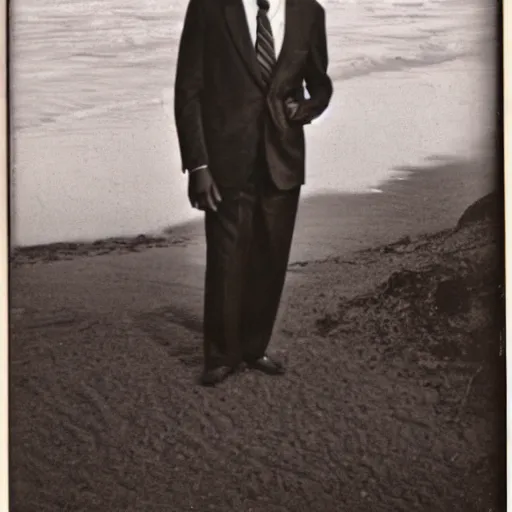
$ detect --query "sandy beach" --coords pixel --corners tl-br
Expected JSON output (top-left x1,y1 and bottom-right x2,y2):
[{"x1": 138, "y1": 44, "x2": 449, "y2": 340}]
[{"x1": 9, "y1": 156, "x2": 504, "y2": 511}]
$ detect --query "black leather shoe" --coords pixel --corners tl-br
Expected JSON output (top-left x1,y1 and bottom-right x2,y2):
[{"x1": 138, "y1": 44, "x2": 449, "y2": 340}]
[
  {"x1": 199, "y1": 366, "x2": 234, "y2": 387},
  {"x1": 247, "y1": 355, "x2": 285, "y2": 375}
]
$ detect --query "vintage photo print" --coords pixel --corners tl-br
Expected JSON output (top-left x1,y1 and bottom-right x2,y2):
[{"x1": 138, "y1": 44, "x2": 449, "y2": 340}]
[{"x1": 7, "y1": 0, "x2": 506, "y2": 510}]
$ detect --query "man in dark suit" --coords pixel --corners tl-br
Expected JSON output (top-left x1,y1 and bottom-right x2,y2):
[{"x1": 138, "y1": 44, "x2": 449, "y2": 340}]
[{"x1": 174, "y1": 0, "x2": 332, "y2": 386}]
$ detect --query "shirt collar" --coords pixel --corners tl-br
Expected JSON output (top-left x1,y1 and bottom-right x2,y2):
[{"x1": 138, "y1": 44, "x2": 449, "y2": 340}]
[{"x1": 260, "y1": 0, "x2": 283, "y2": 19}]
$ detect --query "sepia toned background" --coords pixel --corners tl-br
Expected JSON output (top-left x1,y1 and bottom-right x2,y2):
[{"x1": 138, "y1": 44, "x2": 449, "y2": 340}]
[{"x1": 7, "y1": 1, "x2": 507, "y2": 511}]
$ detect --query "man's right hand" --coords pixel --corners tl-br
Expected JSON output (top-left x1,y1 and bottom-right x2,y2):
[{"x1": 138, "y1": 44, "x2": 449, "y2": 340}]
[{"x1": 188, "y1": 166, "x2": 222, "y2": 212}]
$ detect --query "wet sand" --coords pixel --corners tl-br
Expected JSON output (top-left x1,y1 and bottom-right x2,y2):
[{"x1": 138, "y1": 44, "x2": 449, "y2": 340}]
[{"x1": 9, "y1": 159, "x2": 504, "y2": 511}]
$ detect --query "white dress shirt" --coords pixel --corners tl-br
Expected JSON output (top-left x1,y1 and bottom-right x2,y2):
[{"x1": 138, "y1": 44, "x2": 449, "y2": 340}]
[{"x1": 242, "y1": 0, "x2": 286, "y2": 57}]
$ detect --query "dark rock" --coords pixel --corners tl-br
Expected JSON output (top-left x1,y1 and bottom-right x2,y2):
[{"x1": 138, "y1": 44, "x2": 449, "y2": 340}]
[
  {"x1": 457, "y1": 193, "x2": 499, "y2": 229},
  {"x1": 380, "y1": 269, "x2": 426, "y2": 296},
  {"x1": 434, "y1": 278, "x2": 470, "y2": 315}
]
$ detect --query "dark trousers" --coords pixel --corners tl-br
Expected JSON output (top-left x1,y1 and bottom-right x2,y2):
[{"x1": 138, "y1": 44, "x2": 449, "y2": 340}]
[{"x1": 203, "y1": 166, "x2": 300, "y2": 370}]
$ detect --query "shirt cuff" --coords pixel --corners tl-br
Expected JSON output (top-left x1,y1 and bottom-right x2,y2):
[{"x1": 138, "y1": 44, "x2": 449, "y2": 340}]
[{"x1": 189, "y1": 165, "x2": 208, "y2": 173}]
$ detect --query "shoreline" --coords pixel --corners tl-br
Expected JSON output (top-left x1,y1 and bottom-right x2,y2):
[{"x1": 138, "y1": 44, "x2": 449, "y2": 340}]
[{"x1": 11, "y1": 153, "x2": 495, "y2": 267}]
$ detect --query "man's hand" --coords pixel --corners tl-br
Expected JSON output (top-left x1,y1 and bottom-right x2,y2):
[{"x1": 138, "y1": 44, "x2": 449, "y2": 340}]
[
  {"x1": 188, "y1": 166, "x2": 222, "y2": 212},
  {"x1": 284, "y1": 97, "x2": 300, "y2": 121}
]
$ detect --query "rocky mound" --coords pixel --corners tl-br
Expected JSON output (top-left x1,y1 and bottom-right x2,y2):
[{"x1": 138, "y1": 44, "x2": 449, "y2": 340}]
[{"x1": 311, "y1": 194, "x2": 505, "y2": 509}]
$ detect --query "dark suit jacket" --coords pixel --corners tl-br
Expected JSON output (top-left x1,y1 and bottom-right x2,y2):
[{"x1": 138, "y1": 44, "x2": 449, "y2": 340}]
[{"x1": 174, "y1": 0, "x2": 333, "y2": 190}]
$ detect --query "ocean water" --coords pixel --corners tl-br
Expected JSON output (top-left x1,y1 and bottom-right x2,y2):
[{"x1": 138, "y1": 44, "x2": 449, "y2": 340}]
[{"x1": 10, "y1": 0, "x2": 495, "y2": 246}]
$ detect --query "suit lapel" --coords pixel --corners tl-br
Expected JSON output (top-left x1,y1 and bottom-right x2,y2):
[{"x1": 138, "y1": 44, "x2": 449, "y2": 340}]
[
  {"x1": 224, "y1": 0, "x2": 265, "y2": 90},
  {"x1": 271, "y1": 0, "x2": 304, "y2": 85}
]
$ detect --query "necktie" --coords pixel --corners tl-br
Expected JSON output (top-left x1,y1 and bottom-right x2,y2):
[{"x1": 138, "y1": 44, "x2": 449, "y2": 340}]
[{"x1": 255, "y1": 0, "x2": 276, "y2": 87}]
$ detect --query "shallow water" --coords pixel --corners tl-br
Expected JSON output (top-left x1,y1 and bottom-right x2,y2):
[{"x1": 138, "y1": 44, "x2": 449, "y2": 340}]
[
  {"x1": 11, "y1": 0, "x2": 492, "y2": 134},
  {"x1": 10, "y1": 0, "x2": 495, "y2": 246}
]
